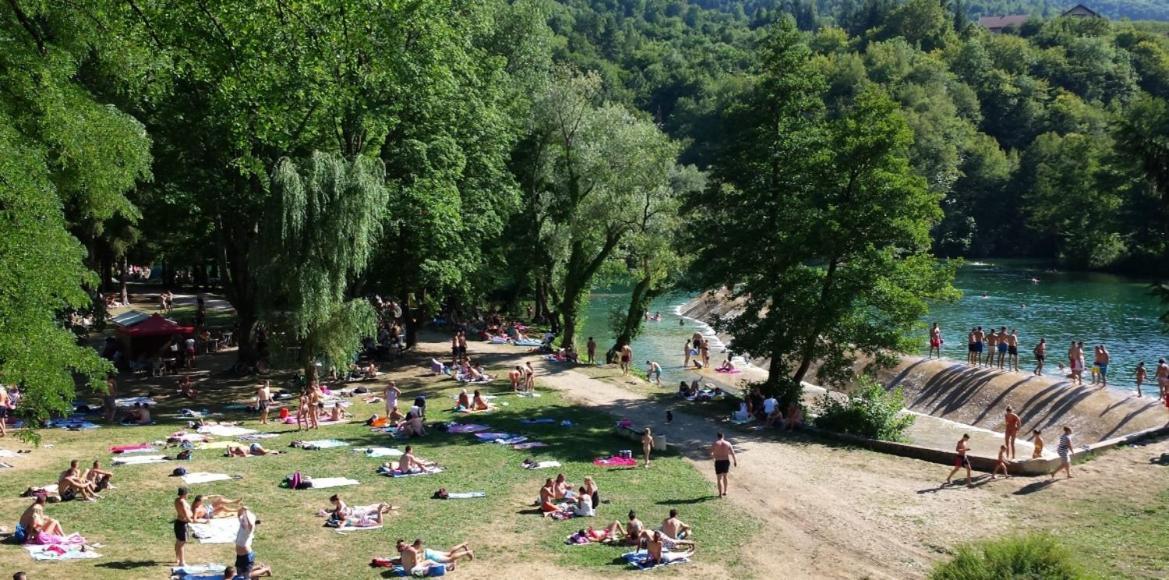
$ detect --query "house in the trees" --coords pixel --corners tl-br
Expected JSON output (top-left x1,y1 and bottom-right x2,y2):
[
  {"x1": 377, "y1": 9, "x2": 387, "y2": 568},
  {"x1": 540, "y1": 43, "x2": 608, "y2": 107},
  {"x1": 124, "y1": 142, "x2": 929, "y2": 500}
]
[
  {"x1": 1061, "y1": 4, "x2": 1102, "y2": 18},
  {"x1": 978, "y1": 14, "x2": 1030, "y2": 33}
]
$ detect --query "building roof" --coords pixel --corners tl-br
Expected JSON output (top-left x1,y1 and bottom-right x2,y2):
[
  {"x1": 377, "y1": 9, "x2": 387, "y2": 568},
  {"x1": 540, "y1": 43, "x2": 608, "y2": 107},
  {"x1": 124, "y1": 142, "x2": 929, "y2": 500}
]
[
  {"x1": 978, "y1": 14, "x2": 1030, "y2": 29},
  {"x1": 1062, "y1": 4, "x2": 1101, "y2": 17}
]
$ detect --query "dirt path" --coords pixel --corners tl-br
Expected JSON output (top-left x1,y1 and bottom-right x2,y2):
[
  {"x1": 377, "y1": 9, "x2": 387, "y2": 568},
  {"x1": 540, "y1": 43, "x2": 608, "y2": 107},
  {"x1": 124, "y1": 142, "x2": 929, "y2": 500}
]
[{"x1": 447, "y1": 338, "x2": 1169, "y2": 579}]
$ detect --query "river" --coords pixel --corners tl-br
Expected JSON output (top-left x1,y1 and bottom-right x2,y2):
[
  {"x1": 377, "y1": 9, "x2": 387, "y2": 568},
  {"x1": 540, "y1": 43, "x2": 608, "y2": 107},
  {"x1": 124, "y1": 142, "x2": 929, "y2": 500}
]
[{"x1": 581, "y1": 261, "x2": 1169, "y2": 394}]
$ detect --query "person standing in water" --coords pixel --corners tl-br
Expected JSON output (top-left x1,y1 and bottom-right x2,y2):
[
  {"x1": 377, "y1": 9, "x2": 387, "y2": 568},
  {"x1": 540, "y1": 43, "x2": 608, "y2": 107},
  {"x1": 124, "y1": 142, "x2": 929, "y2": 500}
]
[
  {"x1": 683, "y1": 339, "x2": 691, "y2": 369},
  {"x1": 646, "y1": 361, "x2": 663, "y2": 386},
  {"x1": 1006, "y1": 329, "x2": 1019, "y2": 372},
  {"x1": 928, "y1": 323, "x2": 942, "y2": 359},
  {"x1": 1033, "y1": 338, "x2": 1047, "y2": 376},
  {"x1": 1097, "y1": 344, "x2": 1110, "y2": 387},
  {"x1": 1135, "y1": 361, "x2": 1147, "y2": 398}
]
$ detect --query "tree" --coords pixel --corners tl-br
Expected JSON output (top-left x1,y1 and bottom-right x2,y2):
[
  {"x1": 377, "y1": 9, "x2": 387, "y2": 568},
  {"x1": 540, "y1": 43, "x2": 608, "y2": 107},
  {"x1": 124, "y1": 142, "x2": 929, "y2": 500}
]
[
  {"x1": 255, "y1": 152, "x2": 389, "y2": 383},
  {"x1": 525, "y1": 69, "x2": 679, "y2": 349},
  {"x1": 693, "y1": 19, "x2": 956, "y2": 404}
]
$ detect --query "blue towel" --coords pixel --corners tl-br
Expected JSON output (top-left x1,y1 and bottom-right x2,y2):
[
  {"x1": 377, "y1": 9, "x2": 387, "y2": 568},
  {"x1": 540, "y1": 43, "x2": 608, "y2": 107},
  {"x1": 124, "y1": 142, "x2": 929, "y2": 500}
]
[{"x1": 387, "y1": 564, "x2": 446, "y2": 577}]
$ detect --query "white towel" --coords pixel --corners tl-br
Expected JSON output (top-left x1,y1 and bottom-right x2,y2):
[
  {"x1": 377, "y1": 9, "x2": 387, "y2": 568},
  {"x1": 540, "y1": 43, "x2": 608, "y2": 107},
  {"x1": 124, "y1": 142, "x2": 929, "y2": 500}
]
[
  {"x1": 361, "y1": 447, "x2": 403, "y2": 458},
  {"x1": 112, "y1": 455, "x2": 168, "y2": 466},
  {"x1": 190, "y1": 518, "x2": 239, "y2": 544},
  {"x1": 26, "y1": 543, "x2": 101, "y2": 560},
  {"x1": 115, "y1": 396, "x2": 156, "y2": 407},
  {"x1": 0, "y1": 449, "x2": 18, "y2": 458},
  {"x1": 306, "y1": 477, "x2": 360, "y2": 489},
  {"x1": 182, "y1": 472, "x2": 232, "y2": 485},
  {"x1": 302, "y1": 439, "x2": 349, "y2": 449},
  {"x1": 197, "y1": 425, "x2": 257, "y2": 437},
  {"x1": 525, "y1": 461, "x2": 561, "y2": 469}
]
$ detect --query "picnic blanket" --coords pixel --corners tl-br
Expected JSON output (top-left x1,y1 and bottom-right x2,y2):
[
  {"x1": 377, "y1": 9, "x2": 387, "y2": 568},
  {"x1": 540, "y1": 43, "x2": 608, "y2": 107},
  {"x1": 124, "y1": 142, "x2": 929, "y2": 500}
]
[
  {"x1": 512, "y1": 442, "x2": 548, "y2": 450},
  {"x1": 622, "y1": 550, "x2": 691, "y2": 570},
  {"x1": 194, "y1": 441, "x2": 238, "y2": 450},
  {"x1": 447, "y1": 423, "x2": 490, "y2": 434},
  {"x1": 522, "y1": 460, "x2": 561, "y2": 470},
  {"x1": 0, "y1": 449, "x2": 19, "y2": 458},
  {"x1": 174, "y1": 564, "x2": 227, "y2": 580},
  {"x1": 190, "y1": 518, "x2": 239, "y2": 544},
  {"x1": 25, "y1": 543, "x2": 100, "y2": 561},
  {"x1": 45, "y1": 418, "x2": 99, "y2": 430},
  {"x1": 197, "y1": 425, "x2": 257, "y2": 437},
  {"x1": 473, "y1": 432, "x2": 514, "y2": 441},
  {"x1": 299, "y1": 439, "x2": 349, "y2": 450},
  {"x1": 594, "y1": 456, "x2": 638, "y2": 467},
  {"x1": 115, "y1": 396, "x2": 156, "y2": 407},
  {"x1": 360, "y1": 447, "x2": 403, "y2": 458},
  {"x1": 112, "y1": 454, "x2": 168, "y2": 465},
  {"x1": 303, "y1": 477, "x2": 360, "y2": 489},
  {"x1": 181, "y1": 472, "x2": 233, "y2": 485},
  {"x1": 377, "y1": 465, "x2": 443, "y2": 478}
]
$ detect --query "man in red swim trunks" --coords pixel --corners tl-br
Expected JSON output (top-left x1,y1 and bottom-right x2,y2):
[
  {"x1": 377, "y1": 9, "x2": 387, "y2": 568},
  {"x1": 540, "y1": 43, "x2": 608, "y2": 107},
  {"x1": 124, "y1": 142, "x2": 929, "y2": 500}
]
[{"x1": 945, "y1": 434, "x2": 973, "y2": 488}]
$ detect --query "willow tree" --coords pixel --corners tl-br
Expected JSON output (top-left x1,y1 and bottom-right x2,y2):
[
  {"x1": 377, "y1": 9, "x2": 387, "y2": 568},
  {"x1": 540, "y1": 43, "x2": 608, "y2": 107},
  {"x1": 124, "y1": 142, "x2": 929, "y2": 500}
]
[
  {"x1": 526, "y1": 69, "x2": 679, "y2": 349},
  {"x1": 255, "y1": 152, "x2": 389, "y2": 384}
]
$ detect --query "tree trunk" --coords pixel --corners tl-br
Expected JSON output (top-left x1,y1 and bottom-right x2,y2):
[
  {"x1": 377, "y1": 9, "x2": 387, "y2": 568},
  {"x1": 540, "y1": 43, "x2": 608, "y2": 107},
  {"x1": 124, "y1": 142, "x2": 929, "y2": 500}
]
[
  {"x1": 611, "y1": 275, "x2": 655, "y2": 355},
  {"x1": 119, "y1": 256, "x2": 129, "y2": 306},
  {"x1": 792, "y1": 257, "x2": 839, "y2": 384},
  {"x1": 560, "y1": 298, "x2": 579, "y2": 350},
  {"x1": 234, "y1": 305, "x2": 261, "y2": 365}
]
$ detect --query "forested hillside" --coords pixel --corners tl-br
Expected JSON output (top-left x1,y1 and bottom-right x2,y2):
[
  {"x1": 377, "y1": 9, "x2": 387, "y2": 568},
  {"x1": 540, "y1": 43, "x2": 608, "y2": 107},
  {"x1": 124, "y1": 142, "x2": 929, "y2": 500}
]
[{"x1": 550, "y1": 0, "x2": 1169, "y2": 272}]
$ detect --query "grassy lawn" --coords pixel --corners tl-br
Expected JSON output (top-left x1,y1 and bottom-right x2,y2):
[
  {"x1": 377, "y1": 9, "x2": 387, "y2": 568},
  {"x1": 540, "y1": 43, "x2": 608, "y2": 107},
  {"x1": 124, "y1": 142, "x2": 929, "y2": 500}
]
[
  {"x1": 0, "y1": 360, "x2": 756, "y2": 579},
  {"x1": 1053, "y1": 487, "x2": 1169, "y2": 579}
]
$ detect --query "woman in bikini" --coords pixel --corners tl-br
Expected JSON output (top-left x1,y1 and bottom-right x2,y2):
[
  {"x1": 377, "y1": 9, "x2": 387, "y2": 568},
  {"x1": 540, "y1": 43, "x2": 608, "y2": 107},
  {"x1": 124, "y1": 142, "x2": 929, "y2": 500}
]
[
  {"x1": 471, "y1": 390, "x2": 490, "y2": 411},
  {"x1": 456, "y1": 389, "x2": 471, "y2": 410}
]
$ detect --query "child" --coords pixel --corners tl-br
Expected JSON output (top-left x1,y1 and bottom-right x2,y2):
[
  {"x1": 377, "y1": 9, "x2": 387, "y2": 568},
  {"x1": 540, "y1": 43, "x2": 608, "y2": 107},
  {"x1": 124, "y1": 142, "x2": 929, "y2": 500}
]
[
  {"x1": 1029, "y1": 429, "x2": 1044, "y2": 459},
  {"x1": 1136, "y1": 362, "x2": 1147, "y2": 398},
  {"x1": 992, "y1": 444, "x2": 1010, "y2": 479},
  {"x1": 641, "y1": 427, "x2": 654, "y2": 468}
]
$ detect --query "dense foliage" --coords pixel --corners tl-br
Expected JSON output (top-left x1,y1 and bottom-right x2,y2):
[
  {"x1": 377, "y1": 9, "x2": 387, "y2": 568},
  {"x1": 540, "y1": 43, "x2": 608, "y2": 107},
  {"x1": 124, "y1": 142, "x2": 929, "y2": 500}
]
[
  {"x1": 930, "y1": 533, "x2": 1087, "y2": 579},
  {"x1": 812, "y1": 380, "x2": 916, "y2": 441}
]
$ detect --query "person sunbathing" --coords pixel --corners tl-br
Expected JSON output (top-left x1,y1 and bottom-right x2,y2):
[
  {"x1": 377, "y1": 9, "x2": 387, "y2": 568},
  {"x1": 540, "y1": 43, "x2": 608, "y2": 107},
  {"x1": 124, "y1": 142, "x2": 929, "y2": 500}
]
[
  {"x1": 227, "y1": 443, "x2": 282, "y2": 457},
  {"x1": 58, "y1": 460, "x2": 99, "y2": 501},
  {"x1": 191, "y1": 495, "x2": 242, "y2": 520},
  {"x1": 396, "y1": 445, "x2": 433, "y2": 474},
  {"x1": 397, "y1": 539, "x2": 442, "y2": 576},
  {"x1": 178, "y1": 375, "x2": 198, "y2": 399},
  {"x1": 413, "y1": 539, "x2": 473, "y2": 566},
  {"x1": 538, "y1": 479, "x2": 560, "y2": 515},
  {"x1": 783, "y1": 403, "x2": 804, "y2": 431},
  {"x1": 456, "y1": 389, "x2": 471, "y2": 410},
  {"x1": 600, "y1": 511, "x2": 645, "y2": 545},
  {"x1": 574, "y1": 486, "x2": 595, "y2": 517},
  {"x1": 717, "y1": 359, "x2": 735, "y2": 372},
  {"x1": 397, "y1": 412, "x2": 425, "y2": 437},
  {"x1": 646, "y1": 530, "x2": 695, "y2": 565},
  {"x1": 660, "y1": 509, "x2": 694, "y2": 543},
  {"x1": 84, "y1": 460, "x2": 114, "y2": 492},
  {"x1": 471, "y1": 390, "x2": 490, "y2": 411},
  {"x1": 327, "y1": 404, "x2": 350, "y2": 423},
  {"x1": 553, "y1": 473, "x2": 574, "y2": 499}
]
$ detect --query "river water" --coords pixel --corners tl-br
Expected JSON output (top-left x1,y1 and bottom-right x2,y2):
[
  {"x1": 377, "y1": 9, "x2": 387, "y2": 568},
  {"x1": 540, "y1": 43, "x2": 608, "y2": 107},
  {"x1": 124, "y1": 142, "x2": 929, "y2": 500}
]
[{"x1": 582, "y1": 261, "x2": 1169, "y2": 394}]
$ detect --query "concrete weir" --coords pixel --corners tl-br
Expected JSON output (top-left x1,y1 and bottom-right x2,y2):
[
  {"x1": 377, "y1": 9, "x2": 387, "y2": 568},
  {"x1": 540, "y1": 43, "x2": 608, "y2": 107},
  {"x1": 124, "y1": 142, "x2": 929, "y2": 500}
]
[{"x1": 877, "y1": 357, "x2": 1169, "y2": 474}]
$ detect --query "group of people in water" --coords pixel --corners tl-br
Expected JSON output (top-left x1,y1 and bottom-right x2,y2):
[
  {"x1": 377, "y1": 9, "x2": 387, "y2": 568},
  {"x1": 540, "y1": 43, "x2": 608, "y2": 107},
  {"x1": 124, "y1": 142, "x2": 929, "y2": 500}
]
[{"x1": 930, "y1": 323, "x2": 1169, "y2": 400}]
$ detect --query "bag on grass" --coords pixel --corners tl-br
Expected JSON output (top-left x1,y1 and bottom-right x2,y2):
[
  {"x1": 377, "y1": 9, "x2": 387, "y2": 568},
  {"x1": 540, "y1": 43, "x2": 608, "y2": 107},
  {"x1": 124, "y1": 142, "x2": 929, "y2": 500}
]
[{"x1": 432, "y1": 488, "x2": 448, "y2": 500}]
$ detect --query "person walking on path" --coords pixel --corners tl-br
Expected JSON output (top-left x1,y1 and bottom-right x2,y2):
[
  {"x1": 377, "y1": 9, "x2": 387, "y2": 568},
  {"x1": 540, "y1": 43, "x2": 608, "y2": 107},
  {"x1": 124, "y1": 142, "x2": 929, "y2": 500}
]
[
  {"x1": 1051, "y1": 427, "x2": 1074, "y2": 480},
  {"x1": 587, "y1": 337, "x2": 596, "y2": 365},
  {"x1": 642, "y1": 427, "x2": 655, "y2": 468},
  {"x1": 928, "y1": 323, "x2": 942, "y2": 359},
  {"x1": 945, "y1": 434, "x2": 973, "y2": 488},
  {"x1": 711, "y1": 432, "x2": 737, "y2": 497}
]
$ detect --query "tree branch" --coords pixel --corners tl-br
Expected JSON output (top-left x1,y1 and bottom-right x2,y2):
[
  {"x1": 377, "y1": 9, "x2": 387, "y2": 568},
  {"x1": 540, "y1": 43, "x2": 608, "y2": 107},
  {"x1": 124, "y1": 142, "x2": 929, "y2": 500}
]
[{"x1": 7, "y1": 0, "x2": 46, "y2": 55}]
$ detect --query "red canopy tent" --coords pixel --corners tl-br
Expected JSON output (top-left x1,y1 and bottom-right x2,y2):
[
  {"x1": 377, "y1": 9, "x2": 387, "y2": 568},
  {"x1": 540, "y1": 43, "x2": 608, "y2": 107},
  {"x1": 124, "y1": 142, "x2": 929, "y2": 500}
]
[{"x1": 115, "y1": 313, "x2": 194, "y2": 359}]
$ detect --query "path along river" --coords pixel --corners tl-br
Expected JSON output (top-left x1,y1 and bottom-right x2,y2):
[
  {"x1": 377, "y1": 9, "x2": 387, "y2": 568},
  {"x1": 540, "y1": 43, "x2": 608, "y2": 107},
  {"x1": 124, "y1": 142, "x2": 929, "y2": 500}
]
[{"x1": 581, "y1": 261, "x2": 1169, "y2": 396}]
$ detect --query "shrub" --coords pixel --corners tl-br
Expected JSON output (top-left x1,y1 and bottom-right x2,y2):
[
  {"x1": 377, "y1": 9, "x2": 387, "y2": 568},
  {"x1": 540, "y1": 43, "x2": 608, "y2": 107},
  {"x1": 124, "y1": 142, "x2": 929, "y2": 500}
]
[
  {"x1": 811, "y1": 376, "x2": 914, "y2": 441},
  {"x1": 930, "y1": 533, "x2": 1086, "y2": 580}
]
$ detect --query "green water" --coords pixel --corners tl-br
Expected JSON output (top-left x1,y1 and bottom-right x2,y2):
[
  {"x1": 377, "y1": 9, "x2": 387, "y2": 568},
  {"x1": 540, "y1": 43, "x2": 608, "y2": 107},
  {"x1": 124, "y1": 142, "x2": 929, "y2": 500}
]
[{"x1": 581, "y1": 262, "x2": 1169, "y2": 394}]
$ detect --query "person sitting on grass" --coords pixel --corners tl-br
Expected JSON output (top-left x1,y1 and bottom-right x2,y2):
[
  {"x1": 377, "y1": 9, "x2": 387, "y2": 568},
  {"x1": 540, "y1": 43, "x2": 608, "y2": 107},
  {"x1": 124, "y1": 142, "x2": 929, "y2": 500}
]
[
  {"x1": 397, "y1": 411, "x2": 426, "y2": 437},
  {"x1": 58, "y1": 460, "x2": 99, "y2": 502},
  {"x1": 583, "y1": 476, "x2": 600, "y2": 508},
  {"x1": 394, "y1": 445, "x2": 434, "y2": 474},
  {"x1": 538, "y1": 479, "x2": 559, "y2": 515},
  {"x1": 598, "y1": 511, "x2": 645, "y2": 545},
  {"x1": 85, "y1": 460, "x2": 114, "y2": 492},
  {"x1": 456, "y1": 389, "x2": 471, "y2": 410},
  {"x1": 553, "y1": 473, "x2": 574, "y2": 499},
  {"x1": 783, "y1": 402, "x2": 803, "y2": 431},
  {"x1": 178, "y1": 375, "x2": 198, "y2": 399},
  {"x1": 17, "y1": 495, "x2": 64, "y2": 543},
  {"x1": 327, "y1": 404, "x2": 350, "y2": 423},
  {"x1": 397, "y1": 539, "x2": 443, "y2": 576},
  {"x1": 191, "y1": 495, "x2": 242, "y2": 520},
  {"x1": 716, "y1": 358, "x2": 735, "y2": 372},
  {"x1": 413, "y1": 539, "x2": 473, "y2": 568},
  {"x1": 121, "y1": 402, "x2": 151, "y2": 425},
  {"x1": 471, "y1": 390, "x2": 491, "y2": 412},
  {"x1": 574, "y1": 486, "x2": 595, "y2": 517},
  {"x1": 646, "y1": 530, "x2": 695, "y2": 565}
]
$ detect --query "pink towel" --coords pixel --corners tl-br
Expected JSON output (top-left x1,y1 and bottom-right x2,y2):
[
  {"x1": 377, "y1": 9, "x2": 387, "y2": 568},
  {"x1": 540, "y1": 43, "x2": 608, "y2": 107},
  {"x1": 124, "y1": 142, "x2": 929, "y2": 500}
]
[
  {"x1": 110, "y1": 443, "x2": 152, "y2": 453},
  {"x1": 593, "y1": 456, "x2": 637, "y2": 467}
]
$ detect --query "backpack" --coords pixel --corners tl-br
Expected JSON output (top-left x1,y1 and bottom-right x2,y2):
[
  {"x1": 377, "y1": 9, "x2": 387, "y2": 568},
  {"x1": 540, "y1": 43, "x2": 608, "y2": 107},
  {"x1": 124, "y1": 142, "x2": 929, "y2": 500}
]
[
  {"x1": 432, "y1": 488, "x2": 449, "y2": 500},
  {"x1": 177, "y1": 449, "x2": 193, "y2": 460}
]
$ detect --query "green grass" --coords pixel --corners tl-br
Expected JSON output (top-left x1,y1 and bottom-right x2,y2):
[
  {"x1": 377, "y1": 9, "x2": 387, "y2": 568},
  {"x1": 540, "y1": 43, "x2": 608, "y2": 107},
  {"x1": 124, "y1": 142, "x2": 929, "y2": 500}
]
[
  {"x1": 1054, "y1": 487, "x2": 1169, "y2": 579},
  {"x1": 0, "y1": 364, "x2": 756, "y2": 579},
  {"x1": 930, "y1": 533, "x2": 1086, "y2": 580}
]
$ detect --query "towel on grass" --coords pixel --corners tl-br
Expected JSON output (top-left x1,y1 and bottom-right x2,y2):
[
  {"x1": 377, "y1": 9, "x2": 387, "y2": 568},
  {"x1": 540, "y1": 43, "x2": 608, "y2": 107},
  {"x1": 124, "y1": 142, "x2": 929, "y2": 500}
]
[
  {"x1": 190, "y1": 518, "x2": 239, "y2": 544},
  {"x1": 523, "y1": 460, "x2": 561, "y2": 470},
  {"x1": 25, "y1": 543, "x2": 100, "y2": 561},
  {"x1": 115, "y1": 396, "x2": 156, "y2": 407},
  {"x1": 197, "y1": 425, "x2": 257, "y2": 437},
  {"x1": 381, "y1": 564, "x2": 448, "y2": 577},
  {"x1": 473, "y1": 432, "x2": 513, "y2": 441},
  {"x1": 46, "y1": 418, "x2": 99, "y2": 430},
  {"x1": 112, "y1": 454, "x2": 168, "y2": 466},
  {"x1": 360, "y1": 447, "x2": 403, "y2": 458},
  {"x1": 493, "y1": 436, "x2": 527, "y2": 445},
  {"x1": 109, "y1": 443, "x2": 153, "y2": 453},
  {"x1": 447, "y1": 491, "x2": 486, "y2": 499},
  {"x1": 0, "y1": 449, "x2": 18, "y2": 458},
  {"x1": 513, "y1": 338, "x2": 544, "y2": 347},
  {"x1": 622, "y1": 550, "x2": 690, "y2": 570},
  {"x1": 300, "y1": 439, "x2": 349, "y2": 450},
  {"x1": 512, "y1": 442, "x2": 548, "y2": 450},
  {"x1": 194, "y1": 441, "x2": 237, "y2": 450},
  {"x1": 237, "y1": 433, "x2": 281, "y2": 442},
  {"x1": 593, "y1": 456, "x2": 637, "y2": 467},
  {"x1": 447, "y1": 423, "x2": 490, "y2": 434},
  {"x1": 304, "y1": 477, "x2": 360, "y2": 489},
  {"x1": 174, "y1": 564, "x2": 226, "y2": 576},
  {"x1": 182, "y1": 472, "x2": 233, "y2": 485},
  {"x1": 520, "y1": 418, "x2": 556, "y2": 424},
  {"x1": 377, "y1": 465, "x2": 443, "y2": 478}
]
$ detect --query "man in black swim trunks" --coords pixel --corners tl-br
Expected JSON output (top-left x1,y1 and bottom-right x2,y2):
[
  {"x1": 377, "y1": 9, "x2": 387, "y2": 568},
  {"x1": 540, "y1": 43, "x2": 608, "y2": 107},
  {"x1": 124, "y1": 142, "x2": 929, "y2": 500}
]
[
  {"x1": 174, "y1": 487, "x2": 194, "y2": 568},
  {"x1": 711, "y1": 432, "x2": 738, "y2": 497}
]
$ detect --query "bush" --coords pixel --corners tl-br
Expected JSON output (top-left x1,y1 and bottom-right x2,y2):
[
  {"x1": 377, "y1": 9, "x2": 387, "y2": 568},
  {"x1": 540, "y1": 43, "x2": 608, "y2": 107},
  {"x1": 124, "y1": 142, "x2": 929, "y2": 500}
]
[
  {"x1": 930, "y1": 533, "x2": 1086, "y2": 580},
  {"x1": 811, "y1": 377, "x2": 914, "y2": 441}
]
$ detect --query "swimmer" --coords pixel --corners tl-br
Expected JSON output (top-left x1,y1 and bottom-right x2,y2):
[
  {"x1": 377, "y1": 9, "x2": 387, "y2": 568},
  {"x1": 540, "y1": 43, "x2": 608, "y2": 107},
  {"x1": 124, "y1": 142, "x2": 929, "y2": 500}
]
[{"x1": 1136, "y1": 361, "x2": 1147, "y2": 398}]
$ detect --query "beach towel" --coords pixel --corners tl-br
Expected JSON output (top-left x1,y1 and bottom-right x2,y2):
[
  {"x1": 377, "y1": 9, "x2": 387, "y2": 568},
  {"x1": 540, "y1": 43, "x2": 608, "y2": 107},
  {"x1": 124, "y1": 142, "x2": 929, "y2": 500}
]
[
  {"x1": 115, "y1": 396, "x2": 156, "y2": 407},
  {"x1": 522, "y1": 460, "x2": 561, "y2": 470},
  {"x1": 473, "y1": 432, "x2": 513, "y2": 441},
  {"x1": 446, "y1": 491, "x2": 486, "y2": 499},
  {"x1": 377, "y1": 465, "x2": 443, "y2": 478},
  {"x1": 304, "y1": 477, "x2": 360, "y2": 489},
  {"x1": 447, "y1": 423, "x2": 490, "y2": 434},
  {"x1": 493, "y1": 436, "x2": 528, "y2": 445},
  {"x1": 334, "y1": 523, "x2": 383, "y2": 533},
  {"x1": 109, "y1": 443, "x2": 153, "y2": 453},
  {"x1": 237, "y1": 433, "x2": 280, "y2": 441},
  {"x1": 181, "y1": 472, "x2": 233, "y2": 485},
  {"x1": 383, "y1": 564, "x2": 447, "y2": 577},
  {"x1": 194, "y1": 441, "x2": 237, "y2": 450},
  {"x1": 197, "y1": 425, "x2": 257, "y2": 437},
  {"x1": 513, "y1": 338, "x2": 543, "y2": 347},
  {"x1": 281, "y1": 416, "x2": 348, "y2": 426},
  {"x1": 0, "y1": 449, "x2": 19, "y2": 458},
  {"x1": 46, "y1": 418, "x2": 99, "y2": 430},
  {"x1": 174, "y1": 564, "x2": 227, "y2": 576},
  {"x1": 112, "y1": 454, "x2": 168, "y2": 466},
  {"x1": 512, "y1": 442, "x2": 549, "y2": 450},
  {"x1": 190, "y1": 518, "x2": 239, "y2": 544},
  {"x1": 622, "y1": 550, "x2": 690, "y2": 570},
  {"x1": 360, "y1": 447, "x2": 403, "y2": 458},
  {"x1": 169, "y1": 432, "x2": 210, "y2": 443},
  {"x1": 300, "y1": 439, "x2": 350, "y2": 450},
  {"x1": 455, "y1": 374, "x2": 492, "y2": 384},
  {"x1": 515, "y1": 391, "x2": 542, "y2": 398},
  {"x1": 25, "y1": 543, "x2": 100, "y2": 561},
  {"x1": 593, "y1": 456, "x2": 638, "y2": 467}
]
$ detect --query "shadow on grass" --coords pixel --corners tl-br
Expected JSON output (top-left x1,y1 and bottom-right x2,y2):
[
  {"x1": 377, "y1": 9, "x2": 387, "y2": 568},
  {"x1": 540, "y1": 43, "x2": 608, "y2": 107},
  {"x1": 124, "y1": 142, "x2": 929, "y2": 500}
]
[
  {"x1": 655, "y1": 496, "x2": 716, "y2": 505},
  {"x1": 1013, "y1": 480, "x2": 1056, "y2": 495},
  {"x1": 94, "y1": 559, "x2": 164, "y2": 570}
]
